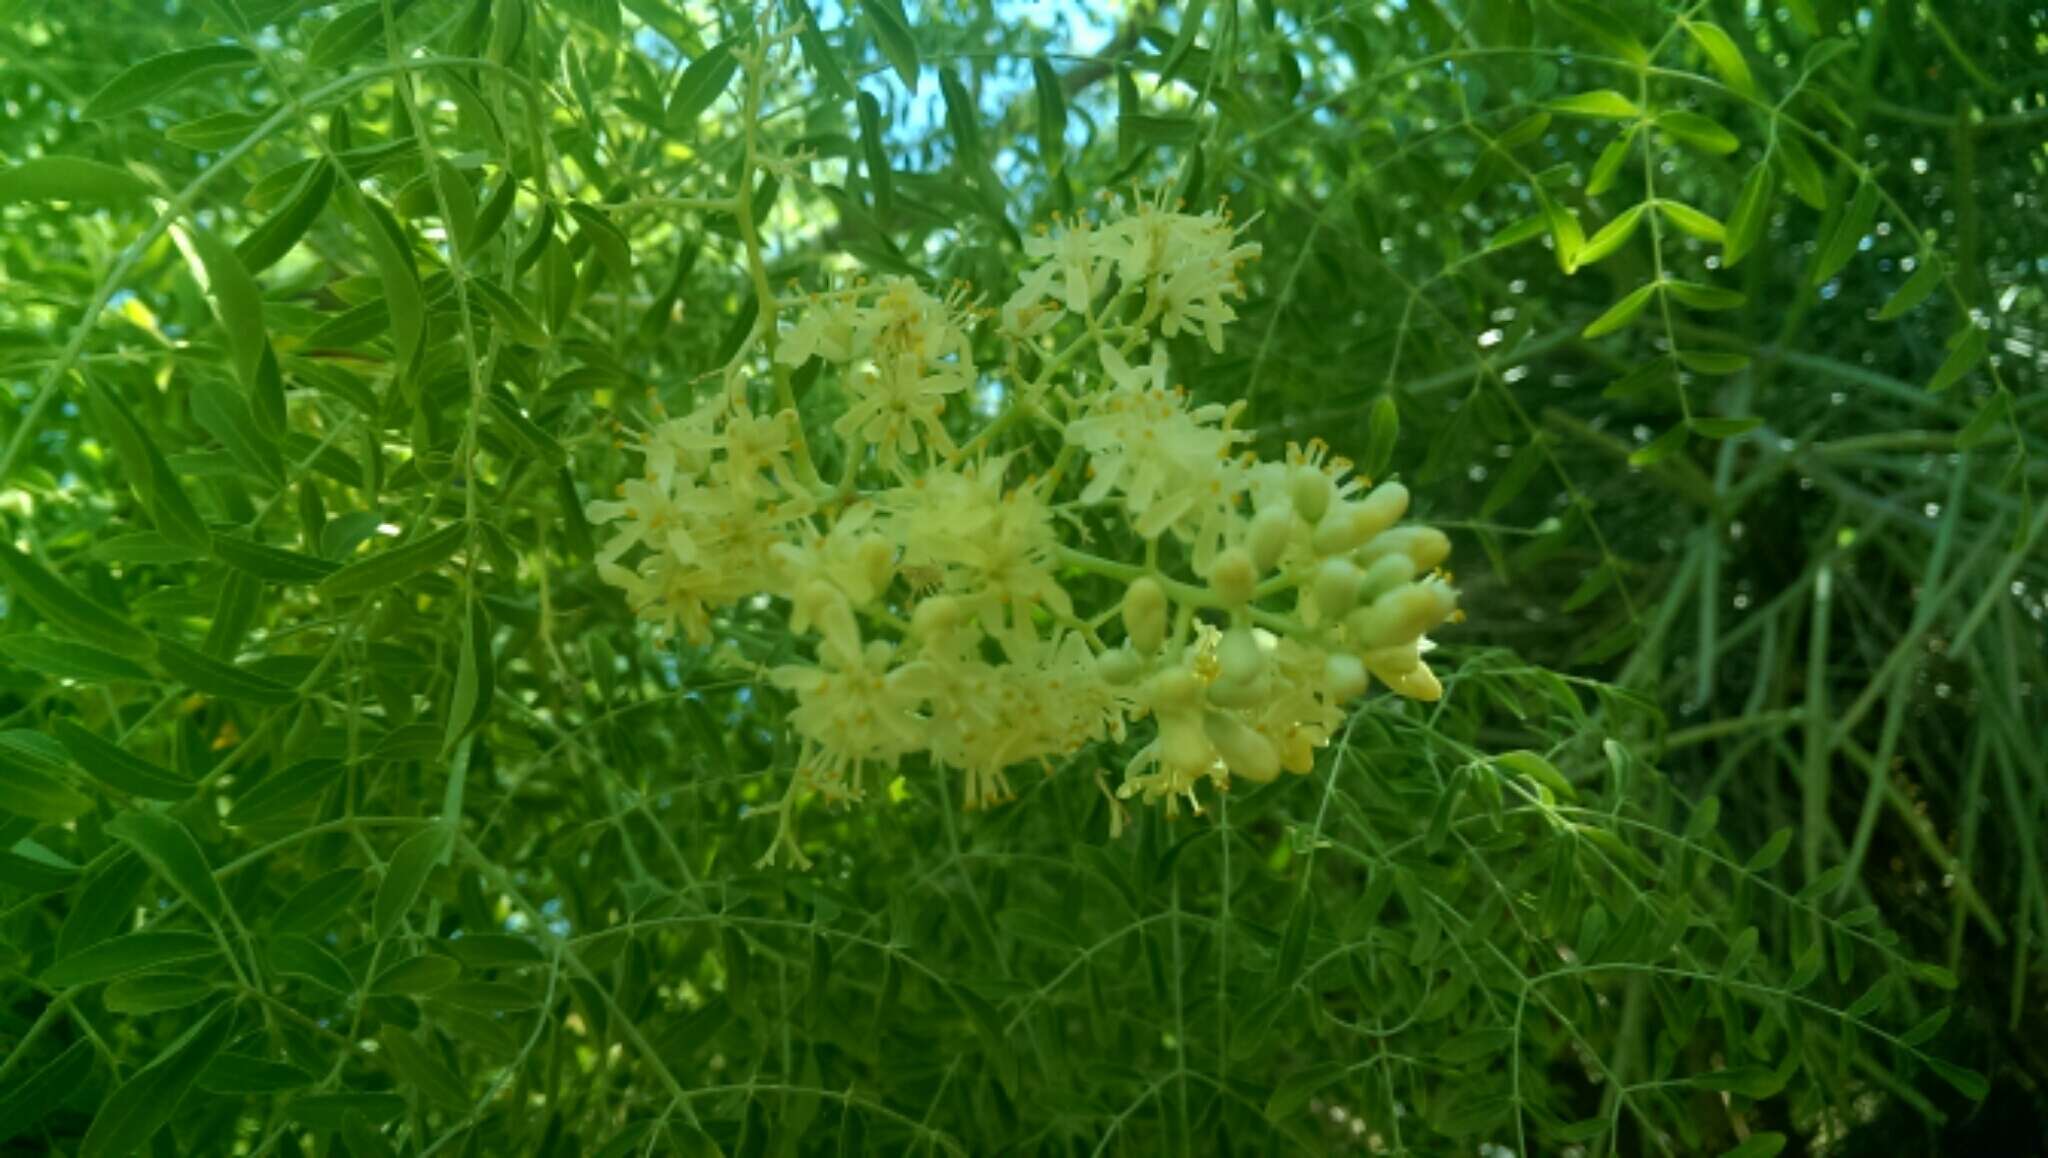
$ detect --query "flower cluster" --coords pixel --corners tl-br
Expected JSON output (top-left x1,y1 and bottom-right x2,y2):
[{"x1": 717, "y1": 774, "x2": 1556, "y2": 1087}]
[{"x1": 593, "y1": 196, "x2": 1460, "y2": 866}]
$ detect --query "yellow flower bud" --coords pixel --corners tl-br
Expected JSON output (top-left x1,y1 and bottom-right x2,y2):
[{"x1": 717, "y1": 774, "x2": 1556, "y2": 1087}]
[
  {"x1": 1289, "y1": 466, "x2": 1333, "y2": 524},
  {"x1": 1356, "y1": 553, "x2": 1417, "y2": 604},
  {"x1": 1097, "y1": 646, "x2": 1143, "y2": 685},
  {"x1": 1123, "y1": 576, "x2": 1169, "y2": 653},
  {"x1": 1204, "y1": 711, "x2": 1280, "y2": 783},
  {"x1": 1323, "y1": 653, "x2": 1368, "y2": 701},
  {"x1": 1375, "y1": 661, "x2": 1443, "y2": 702},
  {"x1": 1160, "y1": 709, "x2": 1213, "y2": 772},
  {"x1": 1206, "y1": 628, "x2": 1269, "y2": 708},
  {"x1": 1358, "y1": 525, "x2": 1451, "y2": 572},
  {"x1": 1208, "y1": 546, "x2": 1258, "y2": 606},
  {"x1": 1345, "y1": 581, "x2": 1456, "y2": 650},
  {"x1": 1245, "y1": 505, "x2": 1294, "y2": 572},
  {"x1": 1356, "y1": 480, "x2": 1409, "y2": 530},
  {"x1": 1312, "y1": 558, "x2": 1363, "y2": 620},
  {"x1": 1147, "y1": 666, "x2": 1204, "y2": 711}
]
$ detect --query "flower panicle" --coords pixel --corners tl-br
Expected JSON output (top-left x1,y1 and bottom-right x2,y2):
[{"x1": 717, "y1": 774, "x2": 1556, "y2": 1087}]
[{"x1": 589, "y1": 194, "x2": 1460, "y2": 866}]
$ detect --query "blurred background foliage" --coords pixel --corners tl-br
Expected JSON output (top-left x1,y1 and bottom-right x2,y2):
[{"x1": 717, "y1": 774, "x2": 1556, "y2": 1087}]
[{"x1": 1, "y1": 0, "x2": 2044, "y2": 1153}]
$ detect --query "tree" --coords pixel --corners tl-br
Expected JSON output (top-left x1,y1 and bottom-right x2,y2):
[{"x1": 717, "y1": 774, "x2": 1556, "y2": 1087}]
[{"x1": 1, "y1": 0, "x2": 2041, "y2": 1153}]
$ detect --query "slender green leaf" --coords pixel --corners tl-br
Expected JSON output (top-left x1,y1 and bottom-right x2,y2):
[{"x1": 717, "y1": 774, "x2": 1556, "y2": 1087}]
[
  {"x1": 668, "y1": 41, "x2": 737, "y2": 126},
  {"x1": 1723, "y1": 160, "x2": 1771, "y2": 267},
  {"x1": 190, "y1": 379, "x2": 285, "y2": 486},
  {"x1": 0, "y1": 542, "x2": 154, "y2": 658},
  {"x1": 1877, "y1": 258, "x2": 1943, "y2": 319},
  {"x1": 1928, "y1": 326, "x2": 1988, "y2": 393},
  {"x1": 374, "y1": 824, "x2": 453, "y2": 941},
  {"x1": 1657, "y1": 110, "x2": 1740, "y2": 155},
  {"x1": 1684, "y1": 21, "x2": 1755, "y2": 96},
  {"x1": 318, "y1": 522, "x2": 466, "y2": 599},
  {"x1": 0, "y1": 157, "x2": 154, "y2": 205},
  {"x1": 155, "y1": 636, "x2": 297, "y2": 705},
  {"x1": 1577, "y1": 203, "x2": 1645, "y2": 266},
  {"x1": 1812, "y1": 180, "x2": 1878, "y2": 285},
  {"x1": 80, "y1": 1002, "x2": 236, "y2": 1158},
  {"x1": 85, "y1": 45, "x2": 258, "y2": 117},
  {"x1": 270, "y1": 932, "x2": 358, "y2": 995},
  {"x1": 1658, "y1": 200, "x2": 1725, "y2": 243},
  {"x1": 42, "y1": 930, "x2": 220, "y2": 987},
  {"x1": 0, "y1": 1041, "x2": 94, "y2": 1143},
  {"x1": 0, "y1": 635, "x2": 151, "y2": 683},
  {"x1": 238, "y1": 158, "x2": 335, "y2": 274},
  {"x1": 54, "y1": 719, "x2": 193, "y2": 800},
  {"x1": 0, "y1": 739, "x2": 92, "y2": 822},
  {"x1": 1548, "y1": 90, "x2": 1640, "y2": 119},
  {"x1": 107, "y1": 810, "x2": 226, "y2": 922},
  {"x1": 1581, "y1": 282, "x2": 1657, "y2": 338},
  {"x1": 864, "y1": 0, "x2": 919, "y2": 88}
]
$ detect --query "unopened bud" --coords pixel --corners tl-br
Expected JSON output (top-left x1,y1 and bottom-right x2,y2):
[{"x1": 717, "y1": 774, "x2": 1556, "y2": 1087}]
[
  {"x1": 1245, "y1": 505, "x2": 1294, "y2": 572},
  {"x1": 1097, "y1": 647, "x2": 1143, "y2": 685},
  {"x1": 1204, "y1": 712, "x2": 1281, "y2": 783},
  {"x1": 1123, "y1": 576, "x2": 1169, "y2": 653},
  {"x1": 1159, "y1": 711, "x2": 1212, "y2": 772},
  {"x1": 1356, "y1": 553, "x2": 1417, "y2": 604},
  {"x1": 1323, "y1": 653, "x2": 1368, "y2": 701},
  {"x1": 1148, "y1": 667, "x2": 1204, "y2": 711},
  {"x1": 1345, "y1": 581, "x2": 1457, "y2": 650},
  {"x1": 1355, "y1": 481, "x2": 1409, "y2": 533},
  {"x1": 1207, "y1": 628, "x2": 1270, "y2": 708},
  {"x1": 1313, "y1": 558, "x2": 1363, "y2": 620},
  {"x1": 1358, "y1": 525, "x2": 1451, "y2": 572},
  {"x1": 1290, "y1": 467, "x2": 1333, "y2": 525},
  {"x1": 1208, "y1": 547, "x2": 1258, "y2": 606},
  {"x1": 1373, "y1": 660, "x2": 1443, "y2": 702}
]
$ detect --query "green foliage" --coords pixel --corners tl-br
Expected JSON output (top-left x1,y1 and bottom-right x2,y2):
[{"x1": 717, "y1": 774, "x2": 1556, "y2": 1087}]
[{"x1": 2, "y1": 0, "x2": 2042, "y2": 1154}]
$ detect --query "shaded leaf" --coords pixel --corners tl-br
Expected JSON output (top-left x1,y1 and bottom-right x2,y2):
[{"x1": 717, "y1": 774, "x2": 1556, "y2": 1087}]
[{"x1": 79, "y1": 1001, "x2": 235, "y2": 1158}]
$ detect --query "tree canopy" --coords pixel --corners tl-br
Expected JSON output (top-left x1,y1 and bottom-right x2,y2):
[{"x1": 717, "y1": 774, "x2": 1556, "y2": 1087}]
[{"x1": 1, "y1": 0, "x2": 2044, "y2": 1154}]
